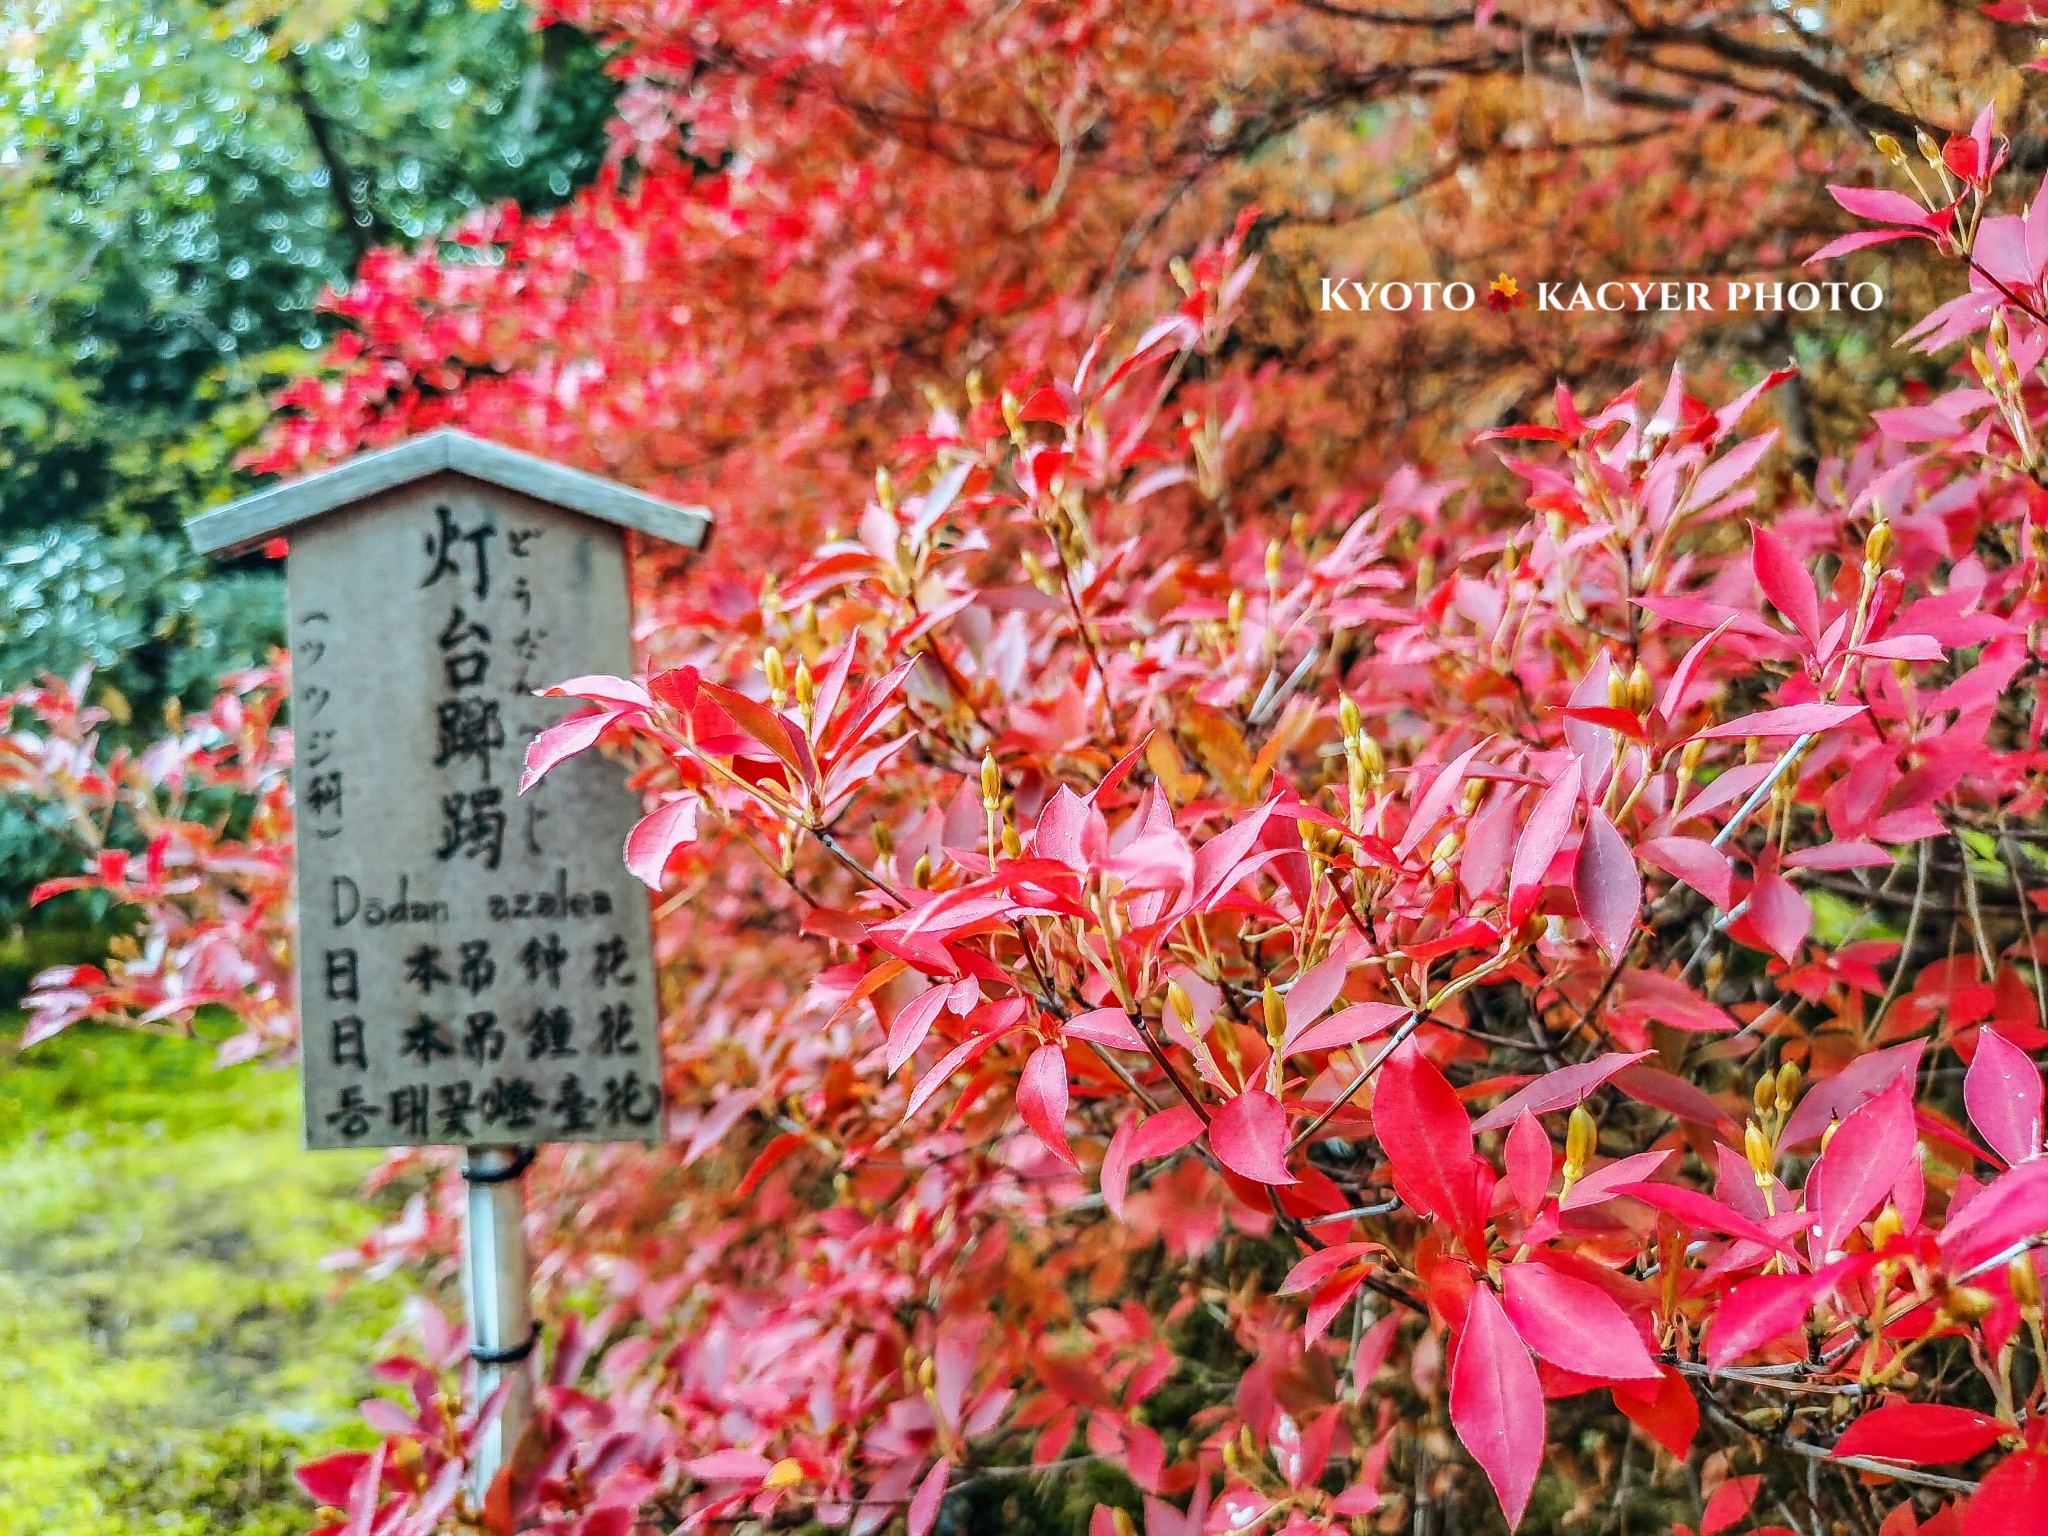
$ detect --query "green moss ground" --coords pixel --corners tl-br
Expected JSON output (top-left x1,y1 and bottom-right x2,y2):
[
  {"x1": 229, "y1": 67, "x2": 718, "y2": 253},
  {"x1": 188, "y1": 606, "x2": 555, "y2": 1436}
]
[{"x1": 0, "y1": 1020, "x2": 407, "y2": 1535}]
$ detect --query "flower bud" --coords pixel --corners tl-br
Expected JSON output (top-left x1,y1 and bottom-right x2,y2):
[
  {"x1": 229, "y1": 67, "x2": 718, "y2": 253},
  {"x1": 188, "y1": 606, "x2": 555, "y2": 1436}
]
[
  {"x1": 980, "y1": 749, "x2": 1002, "y2": 809},
  {"x1": 1945, "y1": 1285, "x2": 1998, "y2": 1324},
  {"x1": 1565, "y1": 1104, "x2": 1598, "y2": 1178},
  {"x1": 1627, "y1": 663, "x2": 1654, "y2": 716},
  {"x1": 1745, "y1": 1120, "x2": 1775, "y2": 1182},
  {"x1": 1774, "y1": 1060, "x2": 1802, "y2": 1115},
  {"x1": 2010, "y1": 1254, "x2": 2042, "y2": 1315},
  {"x1": 1357, "y1": 733, "x2": 1385, "y2": 786},
  {"x1": 1262, "y1": 982, "x2": 1287, "y2": 1047}
]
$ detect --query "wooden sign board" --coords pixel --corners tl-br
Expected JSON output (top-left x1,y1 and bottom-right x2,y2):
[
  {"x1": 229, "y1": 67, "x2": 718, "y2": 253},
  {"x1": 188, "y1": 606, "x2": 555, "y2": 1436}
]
[{"x1": 188, "y1": 433, "x2": 709, "y2": 1150}]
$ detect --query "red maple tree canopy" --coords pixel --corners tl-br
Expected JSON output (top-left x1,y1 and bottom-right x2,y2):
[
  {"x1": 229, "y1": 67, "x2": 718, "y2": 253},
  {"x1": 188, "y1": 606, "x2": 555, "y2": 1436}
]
[{"x1": 15, "y1": 3, "x2": 2048, "y2": 1534}]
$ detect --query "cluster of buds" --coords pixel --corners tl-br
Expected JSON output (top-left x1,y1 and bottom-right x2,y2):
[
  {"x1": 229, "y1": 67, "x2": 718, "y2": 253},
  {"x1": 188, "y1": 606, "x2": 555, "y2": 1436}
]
[
  {"x1": 1607, "y1": 661, "x2": 1654, "y2": 718},
  {"x1": 1742, "y1": 1061, "x2": 1802, "y2": 1205},
  {"x1": 1338, "y1": 694, "x2": 1385, "y2": 832},
  {"x1": 1969, "y1": 312, "x2": 2040, "y2": 473}
]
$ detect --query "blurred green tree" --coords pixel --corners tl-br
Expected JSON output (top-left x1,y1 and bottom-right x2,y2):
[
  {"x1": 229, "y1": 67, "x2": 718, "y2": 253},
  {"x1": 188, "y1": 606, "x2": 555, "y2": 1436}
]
[
  {"x1": 0, "y1": 0, "x2": 616, "y2": 538},
  {"x1": 0, "y1": 0, "x2": 615, "y2": 954}
]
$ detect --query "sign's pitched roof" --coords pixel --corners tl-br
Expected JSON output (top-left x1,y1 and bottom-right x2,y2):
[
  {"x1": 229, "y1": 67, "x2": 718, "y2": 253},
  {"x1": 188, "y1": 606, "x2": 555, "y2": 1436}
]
[{"x1": 185, "y1": 430, "x2": 711, "y2": 555}]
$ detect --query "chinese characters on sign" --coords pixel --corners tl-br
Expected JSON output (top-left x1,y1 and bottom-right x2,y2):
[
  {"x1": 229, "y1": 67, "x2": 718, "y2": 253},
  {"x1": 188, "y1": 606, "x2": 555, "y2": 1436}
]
[{"x1": 288, "y1": 478, "x2": 662, "y2": 1149}]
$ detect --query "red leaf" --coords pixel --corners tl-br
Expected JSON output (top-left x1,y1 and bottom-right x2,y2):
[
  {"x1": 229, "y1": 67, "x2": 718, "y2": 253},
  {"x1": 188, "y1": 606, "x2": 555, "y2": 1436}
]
[
  {"x1": 1700, "y1": 1474, "x2": 1760, "y2": 1536},
  {"x1": 1018, "y1": 1041, "x2": 1077, "y2": 1167},
  {"x1": 520, "y1": 707, "x2": 624, "y2": 793},
  {"x1": 1449, "y1": 1284, "x2": 1544, "y2": 1529},
  {"x1": 735, "y1": 1132, "x2": 805, "y2": 1198},
  {"x1": 1210, "y1": 1089, "x2": 1295, "y2": 1185},
  {"x1": 1474, "y1": 1052, "x2": 1651, "y2": 1133},
  {"x1": 1509, "y1": 759, "x2": 1582, "y2": 927},
  {"x1": 1966, "y1": 1029, "x2": 2044, "y2": 1167},
  {"x1": 1374, "y1": 1041, "x2": 1480, "y2": 1229},
  {"x1": 1280, "y1": 1241, "x2": 1384, "y2": 1296},
  {"x1": 1502, "y1": 1260, "x2": 1660, "y2": 1380},
  {"x1": 1101, "y1": 1106, "x2": 1205, "y2": 1218},
  {"x1": 1615, "y1": 1365, "x2": 1699, "y2": 1458},
  {"x1": 624, "y1": 796, "x2": 699, "y2": 889},
  {"x1": 1969, "y1": 1451, "x2": 2048, "y2": 1536},
  {"x1": 908, "y1": 1458, "x2": 951, "y2": 1536},
  {"x1": 1574, "y1": 806, "x2": 1641, "y2": 958},
  {"x1": 1832, "y1": 1404, "x2": 2008, "y2": 1465},
  {"x1": 1706, "y1": 1270, "x2": 1834, "y2": 1366},
  {"x1": 1752, "y1": 522, "x2": 1822, "y2": 647}
]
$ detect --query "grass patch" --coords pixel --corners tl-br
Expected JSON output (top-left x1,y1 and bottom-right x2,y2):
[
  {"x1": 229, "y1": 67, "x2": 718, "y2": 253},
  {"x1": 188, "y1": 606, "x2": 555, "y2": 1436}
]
[{"x1": 0, "y1": 1020, "x2": 407, "y2": 1535}]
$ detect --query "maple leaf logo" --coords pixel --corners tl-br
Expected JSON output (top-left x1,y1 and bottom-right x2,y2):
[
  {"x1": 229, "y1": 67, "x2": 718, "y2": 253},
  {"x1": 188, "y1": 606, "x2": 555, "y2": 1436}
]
[{"x1": 1487, "y1": 272, "x2": 1528, "y2": 312}]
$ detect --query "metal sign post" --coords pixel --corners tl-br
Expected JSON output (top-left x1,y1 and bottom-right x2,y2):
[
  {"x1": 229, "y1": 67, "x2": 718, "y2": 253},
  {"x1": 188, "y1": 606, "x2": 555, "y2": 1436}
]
[
  {"x1": 187, "y1": 431, "x2": 709, "y2": 1499},
  {"x1": 462, "y1": 1145, "x2": 536, "y2": 1494}
]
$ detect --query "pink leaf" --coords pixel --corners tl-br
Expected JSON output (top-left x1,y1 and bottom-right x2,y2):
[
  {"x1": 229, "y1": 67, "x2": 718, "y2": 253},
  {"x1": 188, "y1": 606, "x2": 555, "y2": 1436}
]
[
  {"x1": 1017, "y1": 1042, "x2": 1078, "y2": 1167},
  {"x1": 1810, "y1": 1077, "x2": 1916, "y2": 1258},
  {"x1": 1639, "y1": 836, "x2": 1736, "y2": 910},
  {"x1": 1827, "y1": 184, "x2": 1937, "y2": 227},
  {"x1": 908, "y1": 1458, "x2": 951, "y2": 1536},
  {"x1": 623, "y1": 796, "x2": 699, "y2": 890},
  {"x1": 1967, "y1": 1029, "x2": 2045, "y2": 1167},
  {"x1": 1210, "y1": 1089, "x2": 1295, "y2": 1185},
  {"x1": 1509, "y1": 759, "x2": 1583, "y2": 927},
  {"x1": 1746, "y1": 873, "x2": 1812, "y2": 963},
  {"x1": 1504, "y1": 1113, "x2": 1552, "y2": 1215},
  {"x1": 1574, "y1": 807, "x2": 1641, "y2": 959},
  {"x1": 520, "y1": 707, "x2": 623, "y2": 793},
  {"x1": 886, "y1": 985, "x2": 955, "y2": 1077},
  {"x1": 1102, "y1": 1106, "x2": 1205, "y2": 1218},
  {"x1": 1449, "y1": 1285, "x2": 1544, "y2": 1529},
  {"x1": 1474, "y1": 1052, "x2": 1651, "y2": 1133},
  {"x1": 1285, "y1": 1002, "x2": 1409, "y2": 1058},
  {"x1": 1831, "y1": 1403, "x2": 2008, "y2": 1465},
  {"x1": 1696, "y1": 703, "x2": 1865, "y2": 740},
  {"x1": 1501, "y1": 1261, "x2": 1660, "y2": 1380}
]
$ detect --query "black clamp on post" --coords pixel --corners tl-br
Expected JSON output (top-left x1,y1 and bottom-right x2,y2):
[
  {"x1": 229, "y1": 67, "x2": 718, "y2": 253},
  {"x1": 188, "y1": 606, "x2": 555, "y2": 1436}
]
[
  {"x1": 469, "y1": 1321, "x2": 542, "y2": 1366},
  {"x1": 461, "y1": 1146, "x2": 537, "y2": 1184}
]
